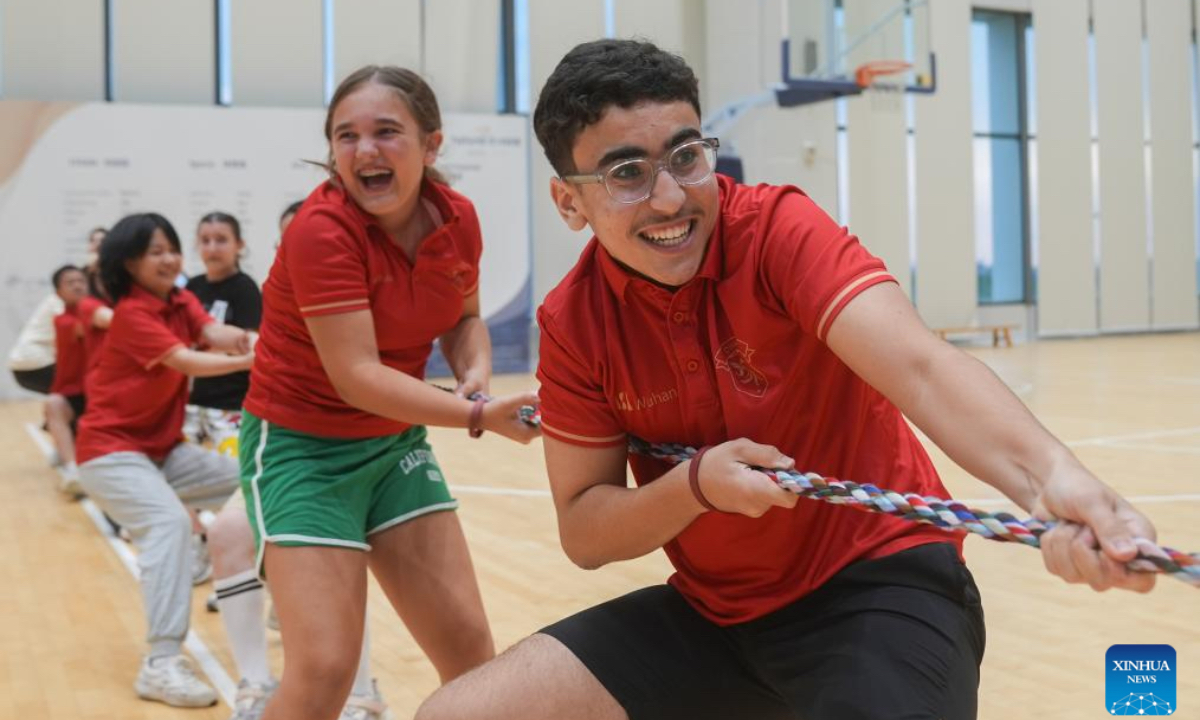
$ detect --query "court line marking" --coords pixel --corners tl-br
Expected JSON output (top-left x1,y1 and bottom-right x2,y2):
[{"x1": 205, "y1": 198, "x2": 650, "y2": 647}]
[
  {"x1": 1067, "y1": 425, "x2": 1200, "y2": 447},
  {"x1": 451, "y1": 484, "x2": 551, "y2": 497},
  {"x1": 1093, "y1": 443, "x2": 1200, "y2": 456},
  {"x1": 1161, "y1": 376, "x2": 1200, "y2": 386},
  {"x1": 23, "y1": 423, "x2": 236, "y2": 708}
]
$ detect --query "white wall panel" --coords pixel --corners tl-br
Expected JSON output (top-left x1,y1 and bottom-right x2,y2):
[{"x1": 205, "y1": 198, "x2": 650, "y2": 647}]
[
  {"x1": 1032, "y1": 0, "x2": 1095, "y2": 335},
  {"x1": 702, "y1": 0, "x2": 837, "y2": 211},
  {"x1": 613, "y1": 0, "x2": 686, "y2": 57},
  {"x1": 914, "y1": 0, "x2": 976, "y2": 328},
  {"x1": 333, "y1": 0, "x2": 421, "y2": 84},
  {"x1": 1093, "y1": 0, "x2": 1149, "y2": 331},
  {"x1": 845, "y1": 0, "x2": 911, "y2": 297},
  {"x1": 231, "y1": 0, "x2": 323, "y2": 107},
  {"x1": 529, "y1": 0, "x2": 606, "y2": 307},
  {"x1": 1146, "y1": 0, "x2": 1199, "y2": 328},
  {"x1": 1, "y1": 0, "x2": 105, "y2": 100},
  {"x1": 425, "y1": 0, "x2": 500, "y2": 113},
  {"x1": 111, "y1": 0, "x2": 214, "y2": 104}
]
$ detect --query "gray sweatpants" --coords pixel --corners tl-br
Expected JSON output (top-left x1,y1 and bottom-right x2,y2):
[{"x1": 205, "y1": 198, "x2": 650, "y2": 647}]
[{"x1": 78, "y1": 444, "x2": 239, "y2": 657}]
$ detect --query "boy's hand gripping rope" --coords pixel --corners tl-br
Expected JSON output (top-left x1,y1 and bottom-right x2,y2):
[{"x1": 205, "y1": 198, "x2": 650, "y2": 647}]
[
  {"x1": 477, "y1": 399, "x2": 1198, "y2": 589},
  {"x1": 628, "y1": 438, "x2": 1200, "y2": 589}
]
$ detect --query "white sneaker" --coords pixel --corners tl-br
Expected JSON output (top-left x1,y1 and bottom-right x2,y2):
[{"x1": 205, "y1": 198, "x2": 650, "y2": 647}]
[
  {"x1": 340, "y1": 679, "x2": 391, "y2": 720},
  {"x1": 58, "y1": 464, "x2": 84, "y2": 497},
  {"x1": 227, "y1": 678, "x2": 277, "y2": 720},
  {"x1": 192, "y1": 534, "x2": 212, "y2": 585},
  {"x1": 134, "y1": 654, "x2": 218, "y2": 707}
]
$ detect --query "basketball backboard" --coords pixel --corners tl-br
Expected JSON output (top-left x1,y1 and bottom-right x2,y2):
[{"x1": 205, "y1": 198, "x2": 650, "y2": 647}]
[{"x1": 780, "y1": 0, "x2": 934, "y2": 105}]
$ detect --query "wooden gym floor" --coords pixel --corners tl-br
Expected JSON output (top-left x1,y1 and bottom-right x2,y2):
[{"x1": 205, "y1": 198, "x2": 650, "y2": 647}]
[{"x1": 0, "y1": 332, "x2": 1197, "y2": 719}]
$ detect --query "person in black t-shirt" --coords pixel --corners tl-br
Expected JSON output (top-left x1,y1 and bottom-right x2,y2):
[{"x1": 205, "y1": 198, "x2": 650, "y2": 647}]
[{"x1": 184, "y1": 211, "x2": 261, "y2": 455}]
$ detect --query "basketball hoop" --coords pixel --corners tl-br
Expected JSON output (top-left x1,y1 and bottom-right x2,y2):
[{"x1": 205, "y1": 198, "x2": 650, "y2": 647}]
[
  {"x1": 855, "y1": 60, "x2": 911, "y2": 113},
  {"x1": 854, "y1": 59, "x2": 912, "y2": 89}
]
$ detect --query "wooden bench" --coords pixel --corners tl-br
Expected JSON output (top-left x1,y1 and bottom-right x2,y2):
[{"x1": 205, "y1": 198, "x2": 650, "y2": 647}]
[{"x1": 933, "y1": 324, "x2": 1017, "y2": 347}]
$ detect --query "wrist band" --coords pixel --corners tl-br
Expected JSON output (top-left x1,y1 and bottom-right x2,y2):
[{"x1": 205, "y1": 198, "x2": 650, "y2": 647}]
[
  {"x1": 688, "y1": 446, "x2": 717, "y2": 512},
  {"x1": 468, "y1": 397, "x2": 486, "y2": 439}
]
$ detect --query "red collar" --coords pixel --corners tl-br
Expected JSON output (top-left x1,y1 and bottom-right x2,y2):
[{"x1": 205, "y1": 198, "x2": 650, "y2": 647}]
[
  {"x1": 334, "y1": 177, "x2": 461, "y2": 236},
  {"x1": 126, "y1": 283, "x2": 187, "y2": 314}
]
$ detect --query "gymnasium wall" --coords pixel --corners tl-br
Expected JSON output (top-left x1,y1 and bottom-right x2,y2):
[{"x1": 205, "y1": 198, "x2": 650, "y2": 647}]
[
  {"x1": 0, "y1": 101, "x2": 533, "y2": 399},
  {"x1": 1, "y1": 0, "x2": 1198, "y2": 381}
]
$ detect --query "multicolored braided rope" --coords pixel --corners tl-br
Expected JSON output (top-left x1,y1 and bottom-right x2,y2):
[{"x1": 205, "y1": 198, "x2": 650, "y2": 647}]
[
  {"x1": 628, "y1": 438, "x2": 1200, "y2": 589},
  {"x1": 464, "y1": 396, "x2": 1198, "y2": 589}
]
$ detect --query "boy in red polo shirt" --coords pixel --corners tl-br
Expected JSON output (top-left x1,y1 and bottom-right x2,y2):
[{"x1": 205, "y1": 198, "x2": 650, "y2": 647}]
[
  {"x1": 45, "y1": 264, "x2": 111, "y2": 493},
  {"x1": 417, "y1": 39, "x2": 1159, "y2": 720},
  {"x1": 76, "y1": 212, "x2": 254, "y2": 709}
]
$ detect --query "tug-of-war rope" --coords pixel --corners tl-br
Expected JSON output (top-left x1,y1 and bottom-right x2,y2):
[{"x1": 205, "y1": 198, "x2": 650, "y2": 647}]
[
  {"x1": 627, "y1": 438, "x2": 1199, "y2": 589},
  {"x1": 469, "y1": 395, "x2": 1200, "y2": 588}
]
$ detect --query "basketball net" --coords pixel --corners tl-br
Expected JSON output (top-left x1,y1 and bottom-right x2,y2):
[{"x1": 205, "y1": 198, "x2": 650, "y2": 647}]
[{"x1": 856, "y1": 60, "x2": 911, "y2": 114}]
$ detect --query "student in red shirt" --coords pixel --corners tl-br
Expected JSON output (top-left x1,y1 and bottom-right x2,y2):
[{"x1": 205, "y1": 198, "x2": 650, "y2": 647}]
[
  {"x1": 44, "y1": 264, "x2": 112, "y2": 494},
  {"x1": 239, "y1": 66, "x2": 539, "y2": 720},
  {"x1": 417, "y1": 39, "x2": 1160, "y2": 720},
  {"x1": 76, "y1": 212, "x2": 254, "y2": 709}
]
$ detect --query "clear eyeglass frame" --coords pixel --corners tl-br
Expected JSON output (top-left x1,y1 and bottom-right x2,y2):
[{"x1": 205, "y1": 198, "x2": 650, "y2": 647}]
[{"x1": 561, "y1": 137, "x2": 720, "y2": 204}]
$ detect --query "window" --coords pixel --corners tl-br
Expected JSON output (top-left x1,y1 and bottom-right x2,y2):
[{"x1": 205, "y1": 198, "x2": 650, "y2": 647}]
[
  {"x1": 323, "y1": 0, "x2": 334, "y2": 104},
  {"x1": 216, "y1": 0, "x2": 232, "y2": 104},
  {"x1": 104, "y1": 0, "x2": 115, "y2": 101},
  {"x1": 834, "y1": 1, "x2": 849, "y2": 226},
  {"x1": 971, "y1": 10, "x2": 1034, "y2": 304},
  {"x1": 1193, "y1": 34, "x2": 1200, "y2": 294},
  {"x1": 498, "y1": 0, "x2": 530, "y2": 113}
]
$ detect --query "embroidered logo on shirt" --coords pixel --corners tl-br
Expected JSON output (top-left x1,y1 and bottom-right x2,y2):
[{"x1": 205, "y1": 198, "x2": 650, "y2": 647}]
[
  {"x1": 448, "y1": 265, "x2": 472, "y2": 292},
  {"x1": 714, "y1": 337, "x2": 768, "y2": 397},
  {"x1": 616, "y1": 387, "x2": 679, "y2": 412}
]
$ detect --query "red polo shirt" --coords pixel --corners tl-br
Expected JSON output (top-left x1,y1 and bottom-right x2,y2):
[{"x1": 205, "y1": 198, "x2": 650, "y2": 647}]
[
  {"x1": 78, "y1": 296, "x2": 110, "y2": 376},
  {"x1": 50, "y1": 306, "x2": 87, "y2": 397},
  {"x1": 76, "y1": 286, "x2": 212, "y2": 464},
  {"x1": 537, "y1": 175, "x2": 960, "y2": 625},
  {"x1": 244, "y1": 179, "x2": 482, "y2": 438}
]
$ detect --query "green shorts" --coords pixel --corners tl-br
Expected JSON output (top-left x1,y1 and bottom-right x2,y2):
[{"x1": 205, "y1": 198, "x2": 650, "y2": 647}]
[{"x1": 239, "y1": 410, "x2": 457, "y2": 575}]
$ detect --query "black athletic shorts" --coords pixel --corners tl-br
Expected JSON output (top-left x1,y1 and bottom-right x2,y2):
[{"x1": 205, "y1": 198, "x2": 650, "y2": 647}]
[
  {"x1": 65, "y1": 393, "x2": 86, "y2": 433},
  {"x1": 540, "y1": 542, "x2": 985, "y2": 720},
  {"x1": 12, "y1": 365, "x2": 55, "y2": 395}
]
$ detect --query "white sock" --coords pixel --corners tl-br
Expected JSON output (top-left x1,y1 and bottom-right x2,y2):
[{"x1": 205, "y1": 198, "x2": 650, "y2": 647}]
[
  {"x1": 214, "y1": 570, "x2": 273, "y2": 685},
  {"x1": 350, "y1": 625, "x2": 374, "y2": 696}
]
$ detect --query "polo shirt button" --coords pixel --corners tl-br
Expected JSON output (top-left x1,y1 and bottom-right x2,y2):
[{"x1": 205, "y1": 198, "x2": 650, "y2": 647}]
[
  {"x1": 673, "y1": 311, "x2": 686, "y2": 323},
  {"x1": 686, "y1": 359, "x2": 699, "y2": 372}
]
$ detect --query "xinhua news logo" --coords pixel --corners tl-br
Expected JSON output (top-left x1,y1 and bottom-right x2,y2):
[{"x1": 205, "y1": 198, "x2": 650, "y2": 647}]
[{"x1": 1106, "y1": 645, "x2": 1176, "y2": 715}]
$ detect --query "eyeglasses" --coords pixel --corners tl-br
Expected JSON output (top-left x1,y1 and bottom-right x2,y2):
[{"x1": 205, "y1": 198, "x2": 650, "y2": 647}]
[{"x1": 561, "y1": 137, "x2": 720, "y2": 204}]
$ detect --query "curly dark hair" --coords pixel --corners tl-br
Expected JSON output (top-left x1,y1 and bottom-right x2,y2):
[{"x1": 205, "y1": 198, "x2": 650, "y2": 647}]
[{"x1": 533, "y1": 39, "x2": 701, "y2": 176}]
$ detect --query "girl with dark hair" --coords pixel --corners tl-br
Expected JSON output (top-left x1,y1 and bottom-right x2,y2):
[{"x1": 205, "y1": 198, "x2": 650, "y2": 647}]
[
  {"x1": 75, "y1": 212, "x2": 255, "y2": 709},
  {"x1": 184, "y1": 211, "x2": 262, "y2": 454},
  {"x1": 238, "y1": 65, "x2": 539, "y2": 720}
]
